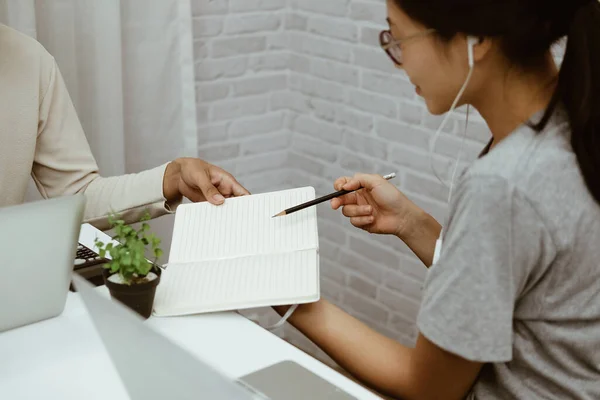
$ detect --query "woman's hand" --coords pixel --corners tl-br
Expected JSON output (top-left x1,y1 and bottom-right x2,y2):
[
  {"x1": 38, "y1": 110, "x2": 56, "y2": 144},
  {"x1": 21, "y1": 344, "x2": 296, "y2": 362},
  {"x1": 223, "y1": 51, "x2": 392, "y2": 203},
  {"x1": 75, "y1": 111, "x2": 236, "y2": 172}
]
[
  {"x1": 332, "y1": 173, "x2": 442, "y2": 266},
  {"x1": 331, "y1": 173, "x2": 423, "y2": 239}
]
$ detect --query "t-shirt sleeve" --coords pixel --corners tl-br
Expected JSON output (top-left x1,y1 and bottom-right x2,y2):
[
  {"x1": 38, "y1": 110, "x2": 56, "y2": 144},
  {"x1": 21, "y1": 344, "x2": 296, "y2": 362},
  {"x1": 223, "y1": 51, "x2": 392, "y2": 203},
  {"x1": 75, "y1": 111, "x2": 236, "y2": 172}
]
[{"x1": 417, "y1": 175, "x2": 556, "y2": 362}]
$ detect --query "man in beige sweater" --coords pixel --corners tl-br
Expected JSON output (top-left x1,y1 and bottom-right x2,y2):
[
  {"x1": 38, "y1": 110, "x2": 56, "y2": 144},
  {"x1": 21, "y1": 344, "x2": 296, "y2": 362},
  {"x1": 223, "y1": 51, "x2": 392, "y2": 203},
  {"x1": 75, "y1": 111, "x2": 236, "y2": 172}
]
[{"x1": 0, "y1": 24, "x2": 249, "y2": 229}]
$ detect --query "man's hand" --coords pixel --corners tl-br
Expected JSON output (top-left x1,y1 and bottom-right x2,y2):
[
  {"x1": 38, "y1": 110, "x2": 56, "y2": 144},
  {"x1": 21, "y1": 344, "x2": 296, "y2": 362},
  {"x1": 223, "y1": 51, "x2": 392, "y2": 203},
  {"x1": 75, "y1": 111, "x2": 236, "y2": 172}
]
[{"x1": 163, "y1": 158, "x2": 250, "y2": 205}]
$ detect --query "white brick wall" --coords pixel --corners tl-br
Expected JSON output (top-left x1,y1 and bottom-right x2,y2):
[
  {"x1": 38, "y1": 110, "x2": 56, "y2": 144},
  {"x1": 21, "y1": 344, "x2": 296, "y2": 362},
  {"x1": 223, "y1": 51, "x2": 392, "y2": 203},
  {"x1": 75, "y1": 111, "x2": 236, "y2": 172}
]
[
  {"x1": 192, "y1": 0, "x2": 293, "y2": 194},
  {"x1": 191, "y1": 0, "x2": 492, "y2": 365}
]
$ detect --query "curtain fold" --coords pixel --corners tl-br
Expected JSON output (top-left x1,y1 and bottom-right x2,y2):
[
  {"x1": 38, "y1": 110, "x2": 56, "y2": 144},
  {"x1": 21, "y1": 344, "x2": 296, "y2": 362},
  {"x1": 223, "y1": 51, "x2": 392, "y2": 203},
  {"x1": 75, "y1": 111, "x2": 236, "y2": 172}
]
[{"x1": 0, "y1": 0, "x2": 198, "y2": 177}]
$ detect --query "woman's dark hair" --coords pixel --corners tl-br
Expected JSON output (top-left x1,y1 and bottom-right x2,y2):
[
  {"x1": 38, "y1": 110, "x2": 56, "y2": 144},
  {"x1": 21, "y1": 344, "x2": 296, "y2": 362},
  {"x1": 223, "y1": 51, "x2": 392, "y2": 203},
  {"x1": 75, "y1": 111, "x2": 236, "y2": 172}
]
[{"x1": 395, "y1": 0, "x2": 600, "y2": 205}]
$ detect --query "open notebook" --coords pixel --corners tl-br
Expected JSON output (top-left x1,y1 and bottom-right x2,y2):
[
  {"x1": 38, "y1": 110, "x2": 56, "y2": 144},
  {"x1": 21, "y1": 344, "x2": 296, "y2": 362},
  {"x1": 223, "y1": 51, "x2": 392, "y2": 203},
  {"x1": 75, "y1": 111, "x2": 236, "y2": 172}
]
[{"x1": 153, "y1": 187, "x2": 320, "y2": 317}]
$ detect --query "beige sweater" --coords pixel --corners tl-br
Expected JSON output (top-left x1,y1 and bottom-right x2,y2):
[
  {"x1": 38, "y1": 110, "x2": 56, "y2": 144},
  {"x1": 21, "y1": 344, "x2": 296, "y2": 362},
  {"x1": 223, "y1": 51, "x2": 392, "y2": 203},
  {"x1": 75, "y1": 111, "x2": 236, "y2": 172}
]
[{"x1": 0, "y1": 24, "x2": 172, "y2": 229}]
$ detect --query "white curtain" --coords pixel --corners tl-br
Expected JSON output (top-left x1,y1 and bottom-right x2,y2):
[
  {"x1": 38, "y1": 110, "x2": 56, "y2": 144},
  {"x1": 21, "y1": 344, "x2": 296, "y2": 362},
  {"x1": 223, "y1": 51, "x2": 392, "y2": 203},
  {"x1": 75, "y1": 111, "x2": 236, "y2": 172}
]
[
  {"x1": 0, "y1": 0, "x2": 198, "y2": 177},
  {"x1": 0, "y1": 0, "x2": 198, "y2": 257}
]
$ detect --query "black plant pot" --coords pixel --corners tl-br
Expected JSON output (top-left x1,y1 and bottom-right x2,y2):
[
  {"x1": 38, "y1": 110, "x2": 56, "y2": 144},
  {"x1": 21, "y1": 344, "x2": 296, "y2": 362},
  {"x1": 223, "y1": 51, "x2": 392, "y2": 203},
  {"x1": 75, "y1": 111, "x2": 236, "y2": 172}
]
[{"x1": 102, "y1": 266, "x2": 161, "y2": 319}]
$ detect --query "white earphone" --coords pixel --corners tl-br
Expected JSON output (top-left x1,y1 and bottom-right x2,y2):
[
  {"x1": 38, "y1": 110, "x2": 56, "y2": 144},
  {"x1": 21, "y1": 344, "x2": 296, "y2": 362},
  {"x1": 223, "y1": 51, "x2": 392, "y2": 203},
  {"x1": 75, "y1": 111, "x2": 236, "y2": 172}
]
[
  {"x1": 430, "y1": 35, "x2": 479, "y2": 266},
  {"x1": 429, "y1": 35, "x2": 479, "y2": 193},
  {"x1": 467, "y1": 35, "x2": 478, "y2": 68}
]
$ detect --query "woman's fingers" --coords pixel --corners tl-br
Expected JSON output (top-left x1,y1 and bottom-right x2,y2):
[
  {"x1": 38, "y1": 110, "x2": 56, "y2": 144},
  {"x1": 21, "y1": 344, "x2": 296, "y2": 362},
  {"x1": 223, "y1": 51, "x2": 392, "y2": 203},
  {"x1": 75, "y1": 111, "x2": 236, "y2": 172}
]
[
  {"x1": 341, "y1": 205, "x2": 373, "y2": 218},
  {"x1": 350, "y1": 216, "x2": 375, "y2": 227},
  {"x1": 334, "y1": 176, "x2": 352, "y2": 191},
  {"x1": 341, "y1": 178, "x2": 362, "y2": 192},
  {"x1": 344, "y1": 173, "x2": 386, "y2": 191},
  {"x1": 331, "y1": 192, "x2": 359, "y2": 209}
]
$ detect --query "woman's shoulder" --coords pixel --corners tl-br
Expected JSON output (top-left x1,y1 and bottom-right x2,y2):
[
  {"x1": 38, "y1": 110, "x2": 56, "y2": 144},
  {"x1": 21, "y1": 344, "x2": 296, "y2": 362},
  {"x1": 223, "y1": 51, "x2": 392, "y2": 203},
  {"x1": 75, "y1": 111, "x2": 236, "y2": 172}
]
[
  {"x1": 466, "y1": 112, "x2": 574, "y2": 188},
  {"x1": 461, "y1": 112, "x2": 598, "y2": 246}
]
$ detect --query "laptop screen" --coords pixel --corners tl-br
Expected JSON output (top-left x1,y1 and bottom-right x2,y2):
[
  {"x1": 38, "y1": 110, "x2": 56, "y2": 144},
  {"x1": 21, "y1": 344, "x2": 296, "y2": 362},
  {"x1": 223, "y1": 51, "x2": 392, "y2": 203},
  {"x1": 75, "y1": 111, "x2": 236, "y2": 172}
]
[{"x1": 73, "y1": 274, "x2": 268, "y2": 400}]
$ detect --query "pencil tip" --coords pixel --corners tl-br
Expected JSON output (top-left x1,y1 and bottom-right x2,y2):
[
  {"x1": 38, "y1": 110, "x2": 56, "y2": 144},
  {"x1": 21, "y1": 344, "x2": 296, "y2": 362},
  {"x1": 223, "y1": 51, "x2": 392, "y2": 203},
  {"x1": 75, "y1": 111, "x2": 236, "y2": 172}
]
[{"x1": 272, "y1": 211, "x2": 285, "y2": 218}]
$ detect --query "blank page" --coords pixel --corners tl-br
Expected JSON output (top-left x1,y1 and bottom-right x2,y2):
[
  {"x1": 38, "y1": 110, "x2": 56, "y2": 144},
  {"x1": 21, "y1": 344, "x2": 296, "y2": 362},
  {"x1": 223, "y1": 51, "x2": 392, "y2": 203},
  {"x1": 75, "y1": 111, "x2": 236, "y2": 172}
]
[
  {"x1": 168, "y1": 187, "x2": 318, "y2": 263},
  {"x1": 154, "y1": 250, "x2": 319, "y2": 316},
  {"x1": 156, "y1": 187, "x2": 320, "y2": 316}
]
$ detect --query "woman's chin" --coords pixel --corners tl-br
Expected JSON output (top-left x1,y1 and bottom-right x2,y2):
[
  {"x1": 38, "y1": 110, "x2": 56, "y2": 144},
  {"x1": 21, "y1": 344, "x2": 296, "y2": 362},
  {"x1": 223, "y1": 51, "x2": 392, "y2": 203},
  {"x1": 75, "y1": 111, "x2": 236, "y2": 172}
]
[
  {"x1": 424, "y1": 95, "x2": 468, "y2": 116},
  {"x1": 424, "y1": 100, "x2": 448, "y2": 116}
]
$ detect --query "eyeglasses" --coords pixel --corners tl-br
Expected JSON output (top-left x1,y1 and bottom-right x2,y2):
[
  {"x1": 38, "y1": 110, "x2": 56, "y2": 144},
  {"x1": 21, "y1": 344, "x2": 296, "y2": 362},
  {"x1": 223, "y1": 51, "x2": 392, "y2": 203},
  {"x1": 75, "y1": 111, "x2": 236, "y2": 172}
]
[{"x1": 379, "y1": 29, "x2": 435, "y2": 67}]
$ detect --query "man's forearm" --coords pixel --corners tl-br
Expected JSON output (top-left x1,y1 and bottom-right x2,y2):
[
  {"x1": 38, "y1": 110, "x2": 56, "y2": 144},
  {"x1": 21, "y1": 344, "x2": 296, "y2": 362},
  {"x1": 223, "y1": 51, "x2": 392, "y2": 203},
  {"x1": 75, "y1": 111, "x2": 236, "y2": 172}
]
[
  {"x1": 275, "y1": 300, "x2": 414, "y2": 398},
  {"x1": 82, "y1": 165, "x2": 171, "y2": 229}
]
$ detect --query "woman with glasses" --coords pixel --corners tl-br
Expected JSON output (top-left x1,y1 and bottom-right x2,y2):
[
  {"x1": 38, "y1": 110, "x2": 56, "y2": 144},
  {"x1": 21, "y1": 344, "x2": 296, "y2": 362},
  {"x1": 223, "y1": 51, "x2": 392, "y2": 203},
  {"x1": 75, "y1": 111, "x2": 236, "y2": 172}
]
[{"x1": 275, "y1": 0, "x2": 600, "y2": 399}]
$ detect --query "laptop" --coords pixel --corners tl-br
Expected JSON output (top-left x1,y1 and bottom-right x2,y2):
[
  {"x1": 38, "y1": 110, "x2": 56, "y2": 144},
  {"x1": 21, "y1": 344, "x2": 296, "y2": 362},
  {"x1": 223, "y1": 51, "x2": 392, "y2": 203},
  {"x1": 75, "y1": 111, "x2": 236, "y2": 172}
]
[
  {"x1": 0, "y1": 195, "x2": 85, "y2": 332},
  {"x1": 72, "y1": 273, "x2": 360, "y2": 399},
  {"x1": 72, "y1": 274, "x2": 266, "y2": 399}
]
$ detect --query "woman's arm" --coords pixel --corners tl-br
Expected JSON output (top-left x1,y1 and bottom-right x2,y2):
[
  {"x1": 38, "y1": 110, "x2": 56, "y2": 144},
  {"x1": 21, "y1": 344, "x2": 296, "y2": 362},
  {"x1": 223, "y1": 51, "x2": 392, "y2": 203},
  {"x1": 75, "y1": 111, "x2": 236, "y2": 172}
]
[
  {"x1": 397, "y1": 210, "x2": 442, "y2": 267},
  {"x1": 275, "y1": 300, "x2": 482, "y2": 400}
]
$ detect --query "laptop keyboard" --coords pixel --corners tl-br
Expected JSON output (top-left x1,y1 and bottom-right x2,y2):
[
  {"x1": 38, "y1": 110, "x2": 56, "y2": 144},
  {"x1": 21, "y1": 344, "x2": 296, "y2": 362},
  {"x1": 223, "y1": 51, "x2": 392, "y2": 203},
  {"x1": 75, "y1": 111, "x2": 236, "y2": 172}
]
[{"x1": 74, "y1": 243, "x2": 107, "y2": 270}]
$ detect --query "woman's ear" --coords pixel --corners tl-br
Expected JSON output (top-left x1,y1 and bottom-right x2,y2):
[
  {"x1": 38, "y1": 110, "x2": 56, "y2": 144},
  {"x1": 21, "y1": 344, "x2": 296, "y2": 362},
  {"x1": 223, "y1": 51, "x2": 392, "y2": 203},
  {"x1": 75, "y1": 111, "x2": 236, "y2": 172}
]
[{"x1": 471, "y1": 36, "x2": 492, "y2": 64}]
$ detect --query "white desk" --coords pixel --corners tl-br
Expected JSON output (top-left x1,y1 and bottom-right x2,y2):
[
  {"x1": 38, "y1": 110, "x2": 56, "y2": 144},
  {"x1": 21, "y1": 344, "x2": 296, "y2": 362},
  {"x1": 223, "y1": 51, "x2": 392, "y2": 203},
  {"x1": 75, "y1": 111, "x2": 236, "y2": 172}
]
[{"x1": 0, "y1": 289, "x2": 381, "y2": 399}]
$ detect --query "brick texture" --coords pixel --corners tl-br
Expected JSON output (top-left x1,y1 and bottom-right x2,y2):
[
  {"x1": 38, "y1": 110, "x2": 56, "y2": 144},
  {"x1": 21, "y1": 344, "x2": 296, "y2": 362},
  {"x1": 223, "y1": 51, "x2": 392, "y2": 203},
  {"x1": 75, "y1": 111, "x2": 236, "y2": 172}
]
[{"x1": 191, "y1": 0, "x2": 493, "y2": 362}]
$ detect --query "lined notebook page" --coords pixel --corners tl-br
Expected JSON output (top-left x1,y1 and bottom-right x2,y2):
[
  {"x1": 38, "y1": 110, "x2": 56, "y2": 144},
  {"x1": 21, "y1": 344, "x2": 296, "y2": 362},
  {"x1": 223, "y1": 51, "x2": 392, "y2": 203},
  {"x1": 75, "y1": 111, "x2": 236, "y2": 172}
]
[
  {"x1": 168, "y1": 187, "x2": 318, "y2": 263},
  {"x1": 154, "y1": 250, "x2": 319, "y2": 316}
]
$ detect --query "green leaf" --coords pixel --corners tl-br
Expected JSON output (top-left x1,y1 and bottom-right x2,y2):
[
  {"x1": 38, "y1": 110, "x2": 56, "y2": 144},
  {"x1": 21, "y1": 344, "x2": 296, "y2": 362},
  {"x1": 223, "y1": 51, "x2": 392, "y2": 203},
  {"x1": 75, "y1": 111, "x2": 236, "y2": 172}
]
[
  {"x1": 140, "y1": 211, "x2": 152, "y2": 222},
  {"x1": 110, "y1": 262, "x2": 119, "y2": 273},
  {"x1": 154, "y1": 248, "x2": 163, "y2": 259},
  {"x1": 121, "y1": 253, "x2": 132, "y2": 266},
  {"x1": 139, "y1": 260, "x2": 152, "y2": 276},
  {"x1": 109, "y1": 247, "x2": 119, "y2": 259}
]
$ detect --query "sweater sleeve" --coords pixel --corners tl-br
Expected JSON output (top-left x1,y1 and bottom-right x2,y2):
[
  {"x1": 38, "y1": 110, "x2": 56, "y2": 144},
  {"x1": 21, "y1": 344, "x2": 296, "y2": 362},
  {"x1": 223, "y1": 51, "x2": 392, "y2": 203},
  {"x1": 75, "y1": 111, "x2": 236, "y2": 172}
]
[{"x1": 33, "y1": 57, "x2": 174, "y2": 229}]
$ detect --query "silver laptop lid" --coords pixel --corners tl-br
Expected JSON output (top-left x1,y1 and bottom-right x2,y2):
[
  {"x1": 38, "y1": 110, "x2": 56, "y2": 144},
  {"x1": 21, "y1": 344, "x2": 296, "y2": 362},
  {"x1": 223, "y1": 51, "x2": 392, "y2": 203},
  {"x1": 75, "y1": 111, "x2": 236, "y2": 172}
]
[
  {"x1": 72, "y1": 274, "x2": 268, "y2": 400},
  {"x1": 0, "y1": 195, "x2": 85, "y2": 332}
]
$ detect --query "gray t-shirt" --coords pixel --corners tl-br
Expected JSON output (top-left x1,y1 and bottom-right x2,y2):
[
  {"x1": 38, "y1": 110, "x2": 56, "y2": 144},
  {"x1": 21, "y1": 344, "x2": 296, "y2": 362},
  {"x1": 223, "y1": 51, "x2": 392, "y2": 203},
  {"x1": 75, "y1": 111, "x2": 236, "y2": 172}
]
[{"x1": 417, "y1": 110, "x2": 600, "y2": 399}]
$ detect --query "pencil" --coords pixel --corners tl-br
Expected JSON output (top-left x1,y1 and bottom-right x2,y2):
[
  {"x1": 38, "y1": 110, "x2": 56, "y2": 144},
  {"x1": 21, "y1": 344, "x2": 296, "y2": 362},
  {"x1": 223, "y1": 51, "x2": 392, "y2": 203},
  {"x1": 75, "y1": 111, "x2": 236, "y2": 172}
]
[{"x1": 272, "y1": 173, "x2": 396, "y2": 218}]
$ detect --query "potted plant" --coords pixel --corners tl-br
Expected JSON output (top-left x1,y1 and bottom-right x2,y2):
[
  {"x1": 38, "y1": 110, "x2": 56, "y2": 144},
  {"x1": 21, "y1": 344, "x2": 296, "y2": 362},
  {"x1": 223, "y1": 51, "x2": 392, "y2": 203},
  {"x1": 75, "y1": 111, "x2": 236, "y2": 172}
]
[{"x1": 94, "y1": 212, "x2": 163, "y2": 319}]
